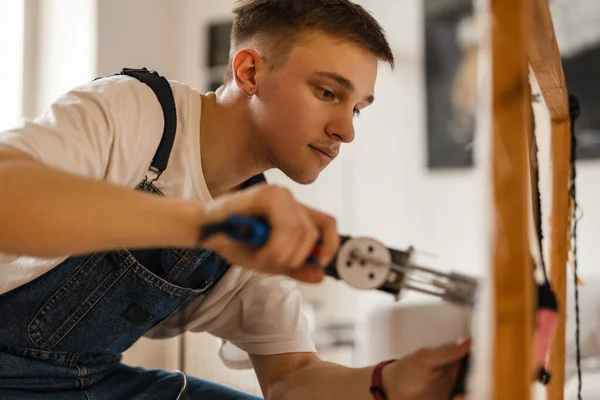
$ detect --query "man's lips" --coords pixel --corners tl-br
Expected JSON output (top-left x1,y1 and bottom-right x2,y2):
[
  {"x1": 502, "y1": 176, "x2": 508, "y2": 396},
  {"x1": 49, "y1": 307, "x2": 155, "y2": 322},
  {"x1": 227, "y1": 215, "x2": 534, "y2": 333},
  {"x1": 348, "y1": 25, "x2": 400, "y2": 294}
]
[{"x1": 309, "y1": 145, "x2": 338, "y2": 160}]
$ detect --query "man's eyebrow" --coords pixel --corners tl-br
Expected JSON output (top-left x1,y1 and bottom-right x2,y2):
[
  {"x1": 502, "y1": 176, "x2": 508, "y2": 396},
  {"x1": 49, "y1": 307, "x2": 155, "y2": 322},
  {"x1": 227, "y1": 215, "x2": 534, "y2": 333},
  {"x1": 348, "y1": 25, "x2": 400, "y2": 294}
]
[{"x1": 314, "y1": 71, "x2": 375, "y2": 104}]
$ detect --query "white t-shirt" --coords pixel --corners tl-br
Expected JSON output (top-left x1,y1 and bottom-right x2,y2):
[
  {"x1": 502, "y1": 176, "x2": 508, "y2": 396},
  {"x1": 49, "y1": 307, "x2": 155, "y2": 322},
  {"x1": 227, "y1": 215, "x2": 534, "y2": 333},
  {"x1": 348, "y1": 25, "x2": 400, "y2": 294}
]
[{"x1": 0, "y1": 74, "x2": 315, "y2": 368}]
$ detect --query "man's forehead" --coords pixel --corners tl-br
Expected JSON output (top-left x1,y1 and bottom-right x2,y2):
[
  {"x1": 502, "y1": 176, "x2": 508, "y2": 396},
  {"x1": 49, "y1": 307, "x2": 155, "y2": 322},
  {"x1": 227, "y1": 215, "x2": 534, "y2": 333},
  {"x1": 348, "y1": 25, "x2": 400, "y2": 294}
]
[
  {"x1": 285, "y1": 40, "x2": 378, "y2": 91},
  {"x1": 292, "y1": 32, "x2": 377, "y2": 66}
]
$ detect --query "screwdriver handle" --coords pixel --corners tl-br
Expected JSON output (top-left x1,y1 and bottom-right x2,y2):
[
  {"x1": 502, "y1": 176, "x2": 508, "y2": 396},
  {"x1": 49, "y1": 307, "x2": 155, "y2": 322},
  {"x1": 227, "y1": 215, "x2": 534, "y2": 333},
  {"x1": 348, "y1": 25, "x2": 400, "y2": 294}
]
[{"x1": 200, "y1": 215, "x2": 322, "y2": 265}]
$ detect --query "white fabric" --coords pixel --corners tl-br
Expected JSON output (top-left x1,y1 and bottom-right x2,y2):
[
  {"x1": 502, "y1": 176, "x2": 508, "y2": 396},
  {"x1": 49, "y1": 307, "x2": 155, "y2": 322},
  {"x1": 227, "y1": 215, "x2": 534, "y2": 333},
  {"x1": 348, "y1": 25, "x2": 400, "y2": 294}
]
[{"x1": 0, "y1": 74, "x2": 316, "y2": 368}]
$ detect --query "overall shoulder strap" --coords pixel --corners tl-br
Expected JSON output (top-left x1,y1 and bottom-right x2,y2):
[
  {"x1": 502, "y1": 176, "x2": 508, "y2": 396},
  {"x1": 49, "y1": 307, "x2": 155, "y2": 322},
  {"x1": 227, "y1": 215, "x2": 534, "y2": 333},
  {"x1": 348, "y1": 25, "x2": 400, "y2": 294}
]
[
  {"x1": 241, "y1": 173, "x2": 267, "y2": 188},
  {"x1": 109, "y1": 68, "x2": 263, "y2": 188},
  {"x1": 116, "y1": 67, "x2": 177, "y2": 176}
]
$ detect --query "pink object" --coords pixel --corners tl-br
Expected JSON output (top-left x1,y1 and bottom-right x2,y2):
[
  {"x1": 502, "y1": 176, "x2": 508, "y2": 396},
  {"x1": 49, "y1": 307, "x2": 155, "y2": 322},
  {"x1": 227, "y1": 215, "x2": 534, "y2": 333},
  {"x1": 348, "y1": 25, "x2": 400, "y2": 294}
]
[{"x1": 533, "y1": 309, "x2": 559, "y2": 367}]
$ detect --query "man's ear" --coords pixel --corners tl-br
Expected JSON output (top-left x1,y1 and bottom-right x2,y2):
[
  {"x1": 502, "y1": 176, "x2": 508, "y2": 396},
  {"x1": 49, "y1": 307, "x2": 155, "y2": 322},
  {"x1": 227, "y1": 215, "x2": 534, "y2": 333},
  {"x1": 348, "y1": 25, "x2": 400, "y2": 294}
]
[{"x1": 232, "y1": 48, "x2": 263, "y2": 96}]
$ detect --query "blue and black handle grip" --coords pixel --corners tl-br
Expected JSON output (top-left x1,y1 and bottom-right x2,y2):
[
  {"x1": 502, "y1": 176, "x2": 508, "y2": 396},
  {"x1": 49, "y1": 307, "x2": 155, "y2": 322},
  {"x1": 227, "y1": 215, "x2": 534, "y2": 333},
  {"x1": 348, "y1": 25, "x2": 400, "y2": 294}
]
[{"x1": 200, "y1": 215, "x2": 322, "y2": 265}]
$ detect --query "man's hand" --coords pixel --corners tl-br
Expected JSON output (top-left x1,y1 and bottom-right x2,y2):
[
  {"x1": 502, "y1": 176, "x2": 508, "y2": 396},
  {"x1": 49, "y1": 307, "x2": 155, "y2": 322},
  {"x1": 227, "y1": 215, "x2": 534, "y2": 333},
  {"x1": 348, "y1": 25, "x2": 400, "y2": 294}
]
[
  {"x1": 200, "y1": 183, "x2": 340, "y2": 283},
  {"x1": 382, "y1": 339, "x2": 471, "y2": 400},
  {"x1": 250, "y1": 339, "x2": 471, "y2": 400}
]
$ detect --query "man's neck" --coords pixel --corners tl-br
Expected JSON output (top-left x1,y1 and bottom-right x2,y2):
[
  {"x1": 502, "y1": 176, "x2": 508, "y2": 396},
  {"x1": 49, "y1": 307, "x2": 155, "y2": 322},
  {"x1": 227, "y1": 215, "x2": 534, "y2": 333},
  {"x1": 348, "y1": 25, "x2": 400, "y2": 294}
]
[{"x1": 199, "y1": 87, "x2": 270, "y2": 198}]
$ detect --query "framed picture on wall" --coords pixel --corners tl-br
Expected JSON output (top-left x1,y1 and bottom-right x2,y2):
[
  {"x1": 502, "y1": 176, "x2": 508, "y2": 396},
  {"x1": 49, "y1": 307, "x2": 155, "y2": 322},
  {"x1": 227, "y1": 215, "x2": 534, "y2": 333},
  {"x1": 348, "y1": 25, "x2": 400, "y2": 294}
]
[
  {"x1": 552, "y1": 0, "x2": 600, "y2": 159},
  {"x1": 424, "y1": 0, "x2": 476, "y2": 169},
  {"x1": 206, "y1": 20, "x2": 233, "y2": 92}
]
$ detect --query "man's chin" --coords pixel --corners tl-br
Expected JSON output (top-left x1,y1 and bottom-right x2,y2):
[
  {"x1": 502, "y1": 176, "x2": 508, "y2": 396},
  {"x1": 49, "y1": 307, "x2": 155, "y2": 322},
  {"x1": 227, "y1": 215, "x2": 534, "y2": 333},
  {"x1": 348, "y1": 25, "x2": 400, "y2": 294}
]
[
  {"x1": 294, "y1": 176, "x2": 319, "y2": 185},
  {"x1": 281, "y1": 167, "x2": 321, "y2": 185}
]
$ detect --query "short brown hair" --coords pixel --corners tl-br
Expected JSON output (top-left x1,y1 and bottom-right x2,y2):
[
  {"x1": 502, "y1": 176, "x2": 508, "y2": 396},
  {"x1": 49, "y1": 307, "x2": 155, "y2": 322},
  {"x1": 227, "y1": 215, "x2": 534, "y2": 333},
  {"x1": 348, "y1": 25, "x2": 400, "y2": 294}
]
[{"x1": 223, "y1": 0, "x2": 394, "y2": 83}]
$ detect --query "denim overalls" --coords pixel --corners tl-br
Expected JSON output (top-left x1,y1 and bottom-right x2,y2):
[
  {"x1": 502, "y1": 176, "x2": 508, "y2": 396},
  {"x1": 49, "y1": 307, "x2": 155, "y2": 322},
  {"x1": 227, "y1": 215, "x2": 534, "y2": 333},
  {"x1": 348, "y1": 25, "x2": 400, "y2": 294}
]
[{"x1": 0, "y1": 70, "x2": 264, "y2": 400}]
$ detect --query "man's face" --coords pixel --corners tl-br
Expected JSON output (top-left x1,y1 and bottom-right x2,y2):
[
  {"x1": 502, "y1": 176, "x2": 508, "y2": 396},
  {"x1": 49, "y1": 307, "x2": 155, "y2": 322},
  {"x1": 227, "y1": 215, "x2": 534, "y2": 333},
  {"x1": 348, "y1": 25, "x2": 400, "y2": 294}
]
[{"x1": 251, "y1": 30, "x2": 378, "y2": 184}]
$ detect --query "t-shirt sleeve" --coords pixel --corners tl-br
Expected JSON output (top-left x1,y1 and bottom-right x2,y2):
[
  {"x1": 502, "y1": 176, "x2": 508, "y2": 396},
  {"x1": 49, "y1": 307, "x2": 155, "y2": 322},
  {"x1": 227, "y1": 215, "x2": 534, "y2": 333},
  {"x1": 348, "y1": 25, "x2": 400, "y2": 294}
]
[
  {"x1": 0, "y1": 75, "x2": 164, "y2": 186},
  {"x1": 200, "y1": 272, "x2": 316, "y2": 368}
]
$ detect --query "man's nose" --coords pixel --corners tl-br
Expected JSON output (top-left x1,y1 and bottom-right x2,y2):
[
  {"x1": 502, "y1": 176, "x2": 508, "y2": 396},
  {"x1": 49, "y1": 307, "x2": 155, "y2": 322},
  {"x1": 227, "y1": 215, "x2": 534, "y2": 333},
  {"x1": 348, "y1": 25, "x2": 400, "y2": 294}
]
[{"x1": 327, "y1": 116, "x2": 355, "y2": 143}]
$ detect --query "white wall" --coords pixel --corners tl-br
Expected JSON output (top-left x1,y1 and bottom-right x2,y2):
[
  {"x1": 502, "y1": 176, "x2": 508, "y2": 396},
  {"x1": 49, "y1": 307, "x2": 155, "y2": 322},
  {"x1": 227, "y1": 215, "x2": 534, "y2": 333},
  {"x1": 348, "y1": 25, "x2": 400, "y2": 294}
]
[
  {"x1": 0, "y1": 0, "x2": 25, "y2": 130},
  {"x1": 25, "y1": 0, "x2": 178, "y2": 116},
  {"x1": 96, "y1": 0, "x2": 176, "y2": 77},
  {"x1": 33, "y1": 0, "x2": 97, "y2": 117}
]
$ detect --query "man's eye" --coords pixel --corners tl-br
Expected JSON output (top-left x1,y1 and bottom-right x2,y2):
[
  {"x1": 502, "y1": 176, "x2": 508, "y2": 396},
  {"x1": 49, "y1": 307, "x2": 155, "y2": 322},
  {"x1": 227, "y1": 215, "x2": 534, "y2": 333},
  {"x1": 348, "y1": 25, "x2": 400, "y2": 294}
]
[{"x1": 317, "y1": 88, "x2": 335, "y2": 101}]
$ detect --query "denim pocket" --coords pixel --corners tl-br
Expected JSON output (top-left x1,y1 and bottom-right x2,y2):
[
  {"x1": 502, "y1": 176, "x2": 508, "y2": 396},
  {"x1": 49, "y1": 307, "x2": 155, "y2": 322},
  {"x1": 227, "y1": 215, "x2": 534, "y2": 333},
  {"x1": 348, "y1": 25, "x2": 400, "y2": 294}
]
[{"x1": 27, "y1": 251, "x2": 192, "y2": 353}]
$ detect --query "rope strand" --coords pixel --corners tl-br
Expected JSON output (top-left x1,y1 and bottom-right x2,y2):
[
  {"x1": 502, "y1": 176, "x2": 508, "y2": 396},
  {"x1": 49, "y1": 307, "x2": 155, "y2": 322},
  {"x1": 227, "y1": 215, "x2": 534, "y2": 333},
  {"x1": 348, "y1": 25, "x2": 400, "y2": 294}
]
[{"x1": 568, "y1": 93, "x2": 582, "y2": 400}]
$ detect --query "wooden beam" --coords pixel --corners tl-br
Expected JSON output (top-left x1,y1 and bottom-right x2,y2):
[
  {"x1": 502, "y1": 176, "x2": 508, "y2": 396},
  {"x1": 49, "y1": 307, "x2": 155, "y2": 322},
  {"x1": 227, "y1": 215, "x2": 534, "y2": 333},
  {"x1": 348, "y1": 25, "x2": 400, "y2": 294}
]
[
  {"x1": 546, "y1": 119, "x2": 572, "y2": 400},
  {"x1": 529, "y1": 0, "x2": 569, "y2": 121},
  {"x1": 492, "y1": 0, "x2": 534, "y2": 399},
  {"x1": 527, "y1": 1, "x2": 572, "y2": 398}
]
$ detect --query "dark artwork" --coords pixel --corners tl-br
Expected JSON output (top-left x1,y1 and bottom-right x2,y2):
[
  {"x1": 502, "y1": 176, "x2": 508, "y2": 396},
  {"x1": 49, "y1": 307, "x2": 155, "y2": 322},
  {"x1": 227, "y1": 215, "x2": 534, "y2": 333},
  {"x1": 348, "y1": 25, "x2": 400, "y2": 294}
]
[
  {"x1": 206, "y1": 21, "x2": 233, "y2": 92},
  {"x1": 424, "y1": 0, "x2": 476, "y2": 169},
  {"x1": 562, "y1": 47, "x2": 600, "y2": 159}
]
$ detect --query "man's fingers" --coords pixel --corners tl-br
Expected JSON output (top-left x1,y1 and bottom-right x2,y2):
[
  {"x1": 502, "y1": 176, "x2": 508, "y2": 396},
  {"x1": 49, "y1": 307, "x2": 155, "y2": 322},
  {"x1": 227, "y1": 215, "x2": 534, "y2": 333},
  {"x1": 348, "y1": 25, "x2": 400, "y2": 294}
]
[
  {"x1": 304, "y1": 207, "x2": 340, "y2": 265},
  {"x1": 287, "y1": 265, "x2": 325, "y2": 283},
  {"x1": 256, "y1": 210, "x2": 302, "y2": 268},
  {"x1": 201, "y1": 185, "x2": 340, "y2": 281},
  {"x1": 420, "y1": 338, "x2": 471, "y2": 367},
  {"x1": 202, "y1": 234, "x2": 254, "y2": 261},
  {"x1": 439, "y1": 363, "x2": 463, "y2": 398},
  {"x1": 286, "y1": 210, "x2": 320, "y2": 268}
]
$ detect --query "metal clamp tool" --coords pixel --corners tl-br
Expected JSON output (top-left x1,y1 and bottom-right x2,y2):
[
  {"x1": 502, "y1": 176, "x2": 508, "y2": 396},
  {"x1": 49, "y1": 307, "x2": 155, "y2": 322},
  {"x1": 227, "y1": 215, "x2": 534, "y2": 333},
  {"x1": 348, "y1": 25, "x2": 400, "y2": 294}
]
[
  {"x1": 201, "y1": 215, "x2": 478, "y2": 307},
  {"x1": 327, "y1": 236, "x2": 478, "y2": 307}
]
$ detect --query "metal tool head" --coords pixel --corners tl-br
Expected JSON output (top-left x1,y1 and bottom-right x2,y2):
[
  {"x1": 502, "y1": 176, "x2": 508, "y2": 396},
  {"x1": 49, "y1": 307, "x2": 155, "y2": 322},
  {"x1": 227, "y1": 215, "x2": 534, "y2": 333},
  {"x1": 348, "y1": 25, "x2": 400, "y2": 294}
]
[
  {"x1": 324, "y1": 236, "x2": 478, "y2": 307},
  {"x1": 335, "y1": 237, "x2": 394, "y2": 290},
  {"x1": 324, "y1": 236, "x2": 409, "y2": 299}
]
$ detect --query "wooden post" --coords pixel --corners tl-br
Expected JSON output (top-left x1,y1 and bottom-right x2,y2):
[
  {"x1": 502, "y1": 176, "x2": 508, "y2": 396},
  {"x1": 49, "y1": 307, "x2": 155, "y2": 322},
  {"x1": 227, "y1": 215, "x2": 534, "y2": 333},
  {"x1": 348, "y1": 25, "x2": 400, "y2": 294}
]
[
  {"x1": 492, "y1": 0, "x2": 534, "y2": 399},
  {"x1": 546, "y1": 119, "x2": 572, "y2": 400},
  {"x1": 528, "y1": 1, "x2": 571, "y2": 398}
]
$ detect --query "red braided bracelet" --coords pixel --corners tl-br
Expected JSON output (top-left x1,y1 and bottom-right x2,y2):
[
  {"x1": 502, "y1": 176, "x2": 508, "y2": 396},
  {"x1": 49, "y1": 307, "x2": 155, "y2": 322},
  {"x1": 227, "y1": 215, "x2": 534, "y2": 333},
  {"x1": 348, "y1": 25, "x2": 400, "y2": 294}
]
[{"x1": 369, "y1": 359, "x2": 395, "y2": 400}]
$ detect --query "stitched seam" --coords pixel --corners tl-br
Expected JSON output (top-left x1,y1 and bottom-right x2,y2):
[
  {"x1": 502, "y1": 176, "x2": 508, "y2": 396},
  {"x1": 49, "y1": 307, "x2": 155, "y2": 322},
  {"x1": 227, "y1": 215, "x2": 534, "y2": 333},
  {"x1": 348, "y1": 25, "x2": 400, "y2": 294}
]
[
  {"x1": 131, "y1": 263, "x2": 197, "y2": 296},
  {"x1": 43, "y1": 261, "x2": 132, "y2": 348},
  {"x1": 28, "y1": 253, "x2": 105, "y2": 347},
  {"x1": 163, "y1": 248, "x2": 208, "y2": 282}
]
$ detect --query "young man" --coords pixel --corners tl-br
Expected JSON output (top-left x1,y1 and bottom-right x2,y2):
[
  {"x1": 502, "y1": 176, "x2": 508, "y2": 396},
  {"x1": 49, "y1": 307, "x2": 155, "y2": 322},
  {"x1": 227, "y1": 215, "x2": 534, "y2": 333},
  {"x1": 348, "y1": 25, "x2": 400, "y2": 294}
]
[{"x1": 0, "y1": 0, "x2": 470, "y2": 399}]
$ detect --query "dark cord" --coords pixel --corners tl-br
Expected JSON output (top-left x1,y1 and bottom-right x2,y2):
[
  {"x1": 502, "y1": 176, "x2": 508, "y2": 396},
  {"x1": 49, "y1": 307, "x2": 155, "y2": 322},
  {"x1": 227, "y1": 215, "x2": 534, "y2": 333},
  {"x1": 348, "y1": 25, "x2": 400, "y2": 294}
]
[
  {"x1": 568, "y1": 94, "x2": 582, "y2": 400},
  {"x1": 531, "y1": 89, "x2": 558, "y2": 386}
]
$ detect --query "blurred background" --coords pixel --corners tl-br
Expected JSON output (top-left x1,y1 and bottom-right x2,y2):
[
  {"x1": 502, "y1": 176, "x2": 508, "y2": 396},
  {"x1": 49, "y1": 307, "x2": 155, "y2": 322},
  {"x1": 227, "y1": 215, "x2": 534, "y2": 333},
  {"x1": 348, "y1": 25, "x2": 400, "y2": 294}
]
[{"x1": 1, "y1": 0, "x2": 600, "y2": 398}]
